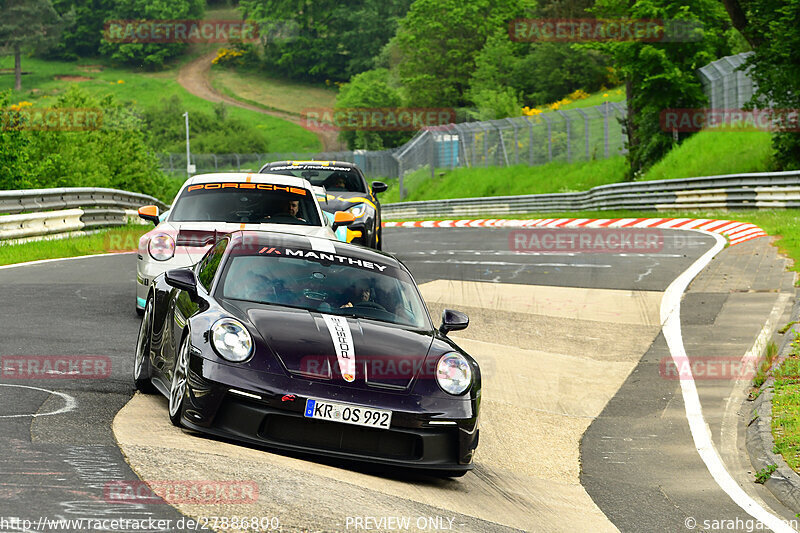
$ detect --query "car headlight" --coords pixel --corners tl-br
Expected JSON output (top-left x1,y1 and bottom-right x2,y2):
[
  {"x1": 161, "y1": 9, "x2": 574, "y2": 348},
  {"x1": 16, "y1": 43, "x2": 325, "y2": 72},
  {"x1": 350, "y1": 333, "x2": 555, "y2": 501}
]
[
  {"x1": 348, "y1": 203, "x2": 368, "y2": 218},
  {"x1": 436, "y1": 353, "x2": 473, "y2": 395},
  {"x1": 148, "y1": 233, "x2": 175, "y2": 261},
  {"x1": 211, "y1": 318, "x2": 253, "y2": 362}
]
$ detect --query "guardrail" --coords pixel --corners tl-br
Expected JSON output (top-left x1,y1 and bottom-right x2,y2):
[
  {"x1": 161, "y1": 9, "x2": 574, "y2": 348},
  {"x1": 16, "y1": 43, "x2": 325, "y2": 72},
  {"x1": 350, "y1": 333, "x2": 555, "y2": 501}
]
[
  {"x1": 3, "y1": 170, "x2": 798, "y2": 242},
  {"x1": 382, "y1": 170, "x2": 800, "y2": 219},
  {"x1": 0, "y1": 188, "x2": 167, "y2": 242}
]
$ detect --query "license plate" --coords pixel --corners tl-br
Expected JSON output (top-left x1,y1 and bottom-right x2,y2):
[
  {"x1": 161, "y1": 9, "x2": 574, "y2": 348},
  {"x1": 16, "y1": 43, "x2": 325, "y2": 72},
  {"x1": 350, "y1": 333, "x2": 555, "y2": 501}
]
[{"x1": 304, "y1": 398, "x2": 392, "y2": 429}]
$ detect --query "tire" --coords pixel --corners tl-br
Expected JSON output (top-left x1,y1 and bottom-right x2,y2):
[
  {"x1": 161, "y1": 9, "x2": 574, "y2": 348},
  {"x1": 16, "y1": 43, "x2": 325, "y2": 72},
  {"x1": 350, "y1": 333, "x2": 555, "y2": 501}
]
[
  {"x1": 133, "y1": 299, "x2": 156, "y2": 393},
  {"x1": 135, "y1": 306, "x2": 144, "y2": 317},
  {"x1": 375, "y1": 227, "x2": 383, "y2": 251},
  {"x1": 168, "y1": 335, "x2": 190, "y2": 427}
]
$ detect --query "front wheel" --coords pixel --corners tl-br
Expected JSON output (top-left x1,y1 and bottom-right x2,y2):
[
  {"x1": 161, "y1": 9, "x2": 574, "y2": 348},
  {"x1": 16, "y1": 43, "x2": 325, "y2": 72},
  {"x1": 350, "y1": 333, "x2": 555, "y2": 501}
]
[
  {"x1": 133, "y1": 299, "x2": 155, "y2": 393},
  {"x1": 168, "y1": 335, "x2": 190, "y2": 427}
]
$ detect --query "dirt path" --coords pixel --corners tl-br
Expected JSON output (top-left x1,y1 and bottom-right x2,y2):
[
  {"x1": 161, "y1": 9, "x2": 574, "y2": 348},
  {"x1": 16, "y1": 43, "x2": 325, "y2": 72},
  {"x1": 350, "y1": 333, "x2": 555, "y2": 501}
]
[{"x1": 176, "y1": 51, "x2": 344, "y2": 152}]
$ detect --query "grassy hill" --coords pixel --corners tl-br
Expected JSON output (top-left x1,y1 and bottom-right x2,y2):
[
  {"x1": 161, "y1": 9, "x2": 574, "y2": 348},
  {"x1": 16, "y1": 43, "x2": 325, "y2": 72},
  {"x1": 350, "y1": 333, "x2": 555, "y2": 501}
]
[{"x1": 0, "y1": 56, "x2": 321, "y2": 154}]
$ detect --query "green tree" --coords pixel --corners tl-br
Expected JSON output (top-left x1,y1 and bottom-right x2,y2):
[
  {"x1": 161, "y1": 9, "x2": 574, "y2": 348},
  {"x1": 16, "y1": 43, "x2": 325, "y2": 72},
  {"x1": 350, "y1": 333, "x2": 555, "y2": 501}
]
[
  {"x1": 721, "y1": 0, "x2": 800, "y2": 169},
  {"x1": 588, "y1": 0, "x2": 732, "y2": 179},
  {"x1": 238, "y1": 0, "x2": 411, "y2": 82},
  {"x1": 387, "y1": 0, "x2": 535, "y2": 108},
  {"x1": 469, "y1": 32, "x2": 612, "y2": 117},
  {"x1": 334, "y1": 68, "x2": 407, "y2": 149},
  {"x1": 141, "y1": 96, "x2": 271, "y2": 153},
  {"x1": 0, "y1": 0, "x2": 68, "y2": 90},
  {"x1": 48, "y1": 0, "x2": 114, "y2": 60},
  {"x1": 98, "y1": 0, "x2": 204, "y2": 69}
]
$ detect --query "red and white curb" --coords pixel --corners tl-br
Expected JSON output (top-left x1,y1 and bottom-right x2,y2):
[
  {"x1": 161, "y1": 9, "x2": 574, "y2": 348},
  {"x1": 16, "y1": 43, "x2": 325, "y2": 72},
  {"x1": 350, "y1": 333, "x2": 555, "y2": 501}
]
[{"x1": 383, "y1": 218, "x2": 767, "y2": 246}]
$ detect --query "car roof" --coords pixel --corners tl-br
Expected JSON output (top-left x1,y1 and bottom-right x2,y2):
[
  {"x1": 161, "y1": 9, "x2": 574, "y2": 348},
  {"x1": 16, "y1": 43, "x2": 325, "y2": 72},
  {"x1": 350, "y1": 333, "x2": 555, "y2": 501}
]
[
  {"x1": 226, "y1": 230, "x2": 399, "y2": 264},
  {"x1": 259, "y1": 160, "x2": 360, "y2": 172},
  {"x1": 185, "y1": 172, "x2": 313, "y2": 189}
]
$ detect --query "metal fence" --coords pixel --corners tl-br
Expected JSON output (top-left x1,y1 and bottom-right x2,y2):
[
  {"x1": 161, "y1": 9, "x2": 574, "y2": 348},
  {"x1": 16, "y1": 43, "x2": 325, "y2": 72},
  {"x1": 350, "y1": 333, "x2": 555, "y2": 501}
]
[
  {"x1": 157, "y1": 150, "x2": 398, "y2": 178},
  {"x1": 158, "y1": 101, "x2": 628, "y2": 199},
  {"x1": 392, "y1": 102, "x2": 627, "y2": 198},
  {"x1": 697, "y1": 52, "x2": 756, "y2": 110},
  {"x1": 155, "y1": 53, "x2": 762, "y2": 200}
]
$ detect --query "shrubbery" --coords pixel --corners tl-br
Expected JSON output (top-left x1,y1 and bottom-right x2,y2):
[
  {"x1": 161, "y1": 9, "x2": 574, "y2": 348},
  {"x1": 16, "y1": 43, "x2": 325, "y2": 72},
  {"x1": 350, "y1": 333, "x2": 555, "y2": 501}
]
[
  {"x1": 0, "y1": 87, "x2": 180, "y2": 202},
  {"x1": 141, "y1": 96, "x2": 270, "y2": 153}
]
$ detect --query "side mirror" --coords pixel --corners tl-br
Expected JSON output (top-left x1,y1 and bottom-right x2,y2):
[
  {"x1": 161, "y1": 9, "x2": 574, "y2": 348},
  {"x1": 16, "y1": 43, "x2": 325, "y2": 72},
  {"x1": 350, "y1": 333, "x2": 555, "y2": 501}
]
[
  {"x1": 165, "y1": 269, "x2": 197, "y2": 295},
  {"x1": 332, "y1": 211, "x2": 356, "y2": 231},
  {"x1": 439, "y1": 309, "x2": 469, "y2": 335},
  {"x1": 371, "y1": 181, "x2": 388, "y2": 194},
  {"x1": 138, "y1": 205, "x2": 160, "y2": 226}
]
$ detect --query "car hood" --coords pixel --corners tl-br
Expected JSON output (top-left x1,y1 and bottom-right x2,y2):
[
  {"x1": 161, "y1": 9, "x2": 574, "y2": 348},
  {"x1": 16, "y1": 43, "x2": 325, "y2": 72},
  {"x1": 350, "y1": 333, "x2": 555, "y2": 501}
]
[{"x1": 246, "y1": 306, "x2": 433, "y2": 390}]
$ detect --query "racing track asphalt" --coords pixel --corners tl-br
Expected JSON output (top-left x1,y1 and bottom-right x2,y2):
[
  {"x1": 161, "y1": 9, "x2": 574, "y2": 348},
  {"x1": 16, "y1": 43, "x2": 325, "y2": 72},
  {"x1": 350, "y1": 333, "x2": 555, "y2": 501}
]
[{"x1": 0, "y1": 227, "x2": 795, "y2": 532}]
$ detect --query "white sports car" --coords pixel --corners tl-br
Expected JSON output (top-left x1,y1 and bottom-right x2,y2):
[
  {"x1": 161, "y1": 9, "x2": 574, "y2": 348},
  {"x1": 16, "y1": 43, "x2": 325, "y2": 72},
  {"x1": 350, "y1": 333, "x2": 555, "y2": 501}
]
[{"x1": 135, "y1": 172, "x2": 354, "y2": 314}]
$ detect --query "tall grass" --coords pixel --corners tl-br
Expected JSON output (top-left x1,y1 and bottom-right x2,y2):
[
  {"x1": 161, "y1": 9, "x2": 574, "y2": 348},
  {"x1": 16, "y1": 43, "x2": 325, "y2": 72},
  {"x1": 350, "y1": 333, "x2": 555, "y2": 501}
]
[
  {"x1": 380, "y1": 157, "x2": 627, "y2": 204},
  {"x1": 381, "y1": 128, "x2": 778, "y2": 203},
  {"x1": 641, "y1": 130, "x2": 774, "y2": 181}
]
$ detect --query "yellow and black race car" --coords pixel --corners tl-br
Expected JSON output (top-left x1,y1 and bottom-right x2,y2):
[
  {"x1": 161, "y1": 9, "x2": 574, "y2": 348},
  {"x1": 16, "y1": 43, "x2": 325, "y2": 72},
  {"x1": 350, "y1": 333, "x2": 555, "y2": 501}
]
[{"x1": 259, "y1": 160, "x2": 387, "y2": 250}]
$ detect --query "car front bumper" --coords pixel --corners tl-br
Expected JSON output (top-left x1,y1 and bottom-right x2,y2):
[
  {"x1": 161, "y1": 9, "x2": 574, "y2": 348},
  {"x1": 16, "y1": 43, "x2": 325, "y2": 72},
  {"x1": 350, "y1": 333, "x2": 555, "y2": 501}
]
[{"x1": 180, "y1": 354, "x2": 479, "y2": 473}]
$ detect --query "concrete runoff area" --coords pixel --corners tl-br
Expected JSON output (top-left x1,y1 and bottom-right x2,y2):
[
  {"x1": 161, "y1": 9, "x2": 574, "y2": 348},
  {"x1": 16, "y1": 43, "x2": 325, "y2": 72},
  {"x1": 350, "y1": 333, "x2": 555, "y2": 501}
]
[
  {"x1": 2, "y1": 228, "x2": 794, "y2": 531},
  {"x1": 581, "y1": 236, "x2": 800, "y2": 532},
  {"x1": 114, "y1": 281, "x2": 664, "y2": 532}
]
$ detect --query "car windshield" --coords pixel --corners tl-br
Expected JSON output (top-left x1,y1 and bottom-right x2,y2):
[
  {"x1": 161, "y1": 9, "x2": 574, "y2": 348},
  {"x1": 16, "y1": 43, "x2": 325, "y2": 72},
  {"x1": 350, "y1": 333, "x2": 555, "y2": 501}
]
[
  {"x1": 219, "y1": 252, "x2": 430, "y2": 329},
  {"x1": 170, "y1": 184, "x2": 321, "y2": 225},
  {"x1": 264, "y1": 165, "x2": 366, "y2": 193}
]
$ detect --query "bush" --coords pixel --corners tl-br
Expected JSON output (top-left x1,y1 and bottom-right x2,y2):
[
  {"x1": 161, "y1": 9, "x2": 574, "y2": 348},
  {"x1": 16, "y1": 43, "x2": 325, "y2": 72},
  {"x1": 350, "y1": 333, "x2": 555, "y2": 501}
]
[
  {"x1": 467, "y1": 87, "x2": 522, "y2": 120},
  {"x1": 141, "y1": 95, "x2": 270, "y2": 153},
  {"x1": 0, "y1": 87, "x2": 178, "y2": 202}
]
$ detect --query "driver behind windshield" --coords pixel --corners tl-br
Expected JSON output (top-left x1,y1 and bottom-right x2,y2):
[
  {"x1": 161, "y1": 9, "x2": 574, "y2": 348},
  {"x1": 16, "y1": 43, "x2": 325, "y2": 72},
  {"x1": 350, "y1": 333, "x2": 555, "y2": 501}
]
[
  {"x1": 278, "y1": 199, "x2": 306, "y2": 221},
  {"x1": 340, "y1": 278, "x2": 372, "y2": 308},
  {"x1": 324, "y1": 173, "x2": 350, "y2": 191},
  {"x1": 264, "y1": 196, "x2": 307, "y2": 222}
]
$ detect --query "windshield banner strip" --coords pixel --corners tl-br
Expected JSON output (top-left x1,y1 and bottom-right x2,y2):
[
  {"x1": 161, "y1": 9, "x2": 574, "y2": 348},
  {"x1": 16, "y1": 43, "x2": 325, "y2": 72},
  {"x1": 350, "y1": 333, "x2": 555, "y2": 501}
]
[
  {"x1": 271, "y1": 165, "x2": 354, "y2": 173},
  {"x1": 322, "y1": 314, "x2": 355, "y2": 382},
  {"x1": 257, "y1": 247, "x2": 390, "y2": 273},
  {"x1": 186, "y1": 183, "x2": 308, "y2": 195}
]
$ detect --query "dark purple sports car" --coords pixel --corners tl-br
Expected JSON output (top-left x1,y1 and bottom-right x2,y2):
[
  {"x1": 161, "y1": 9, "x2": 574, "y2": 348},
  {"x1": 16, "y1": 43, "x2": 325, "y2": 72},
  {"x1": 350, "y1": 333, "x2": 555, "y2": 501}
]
[{"x1": 134, "y1": 231, "x2": 481, "y2": 476}]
